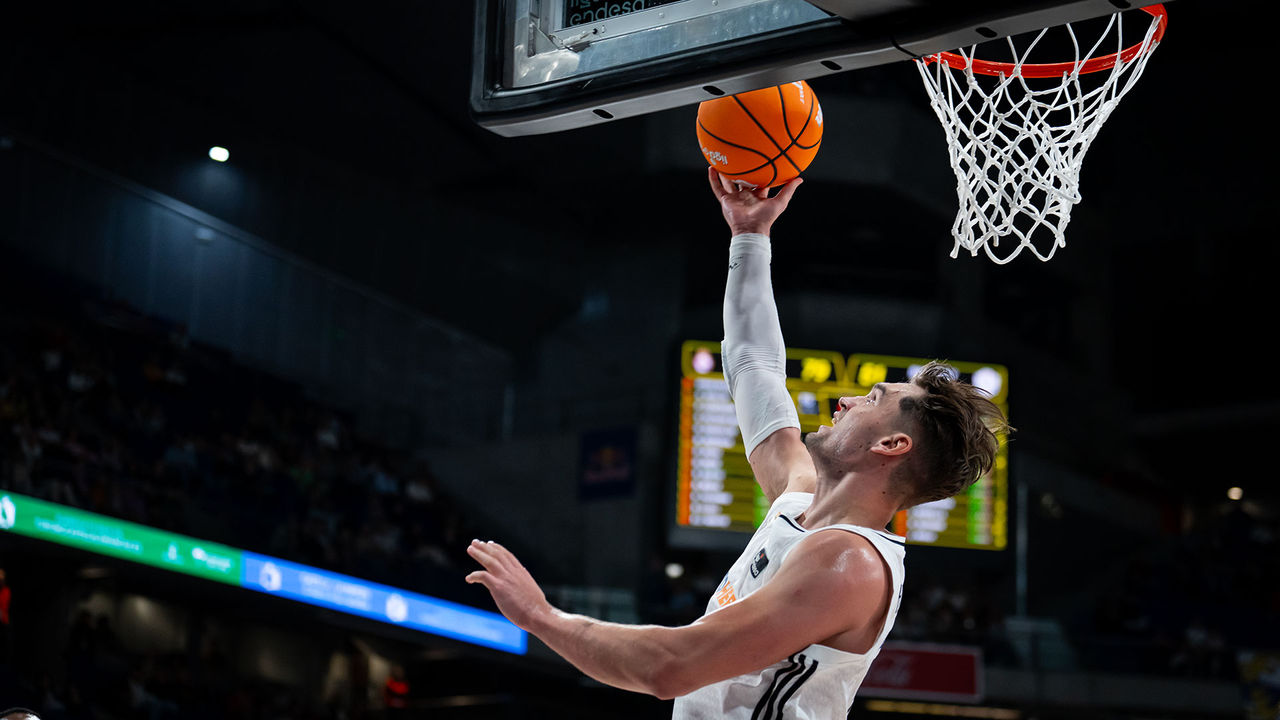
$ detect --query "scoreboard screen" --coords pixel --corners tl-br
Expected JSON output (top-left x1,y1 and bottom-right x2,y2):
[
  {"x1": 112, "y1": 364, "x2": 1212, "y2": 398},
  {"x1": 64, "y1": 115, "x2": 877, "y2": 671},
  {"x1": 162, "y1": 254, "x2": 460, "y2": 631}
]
[{"x1": 671, "y1": 340, "x2": 1009, "y2": 551}]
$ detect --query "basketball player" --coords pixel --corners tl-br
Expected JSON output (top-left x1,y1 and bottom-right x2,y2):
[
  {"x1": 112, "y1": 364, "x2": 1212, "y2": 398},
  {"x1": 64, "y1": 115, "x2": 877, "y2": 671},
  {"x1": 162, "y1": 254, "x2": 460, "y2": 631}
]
[{"x1": 466, "y1": 169, "x2": 1010, "y2": 717}]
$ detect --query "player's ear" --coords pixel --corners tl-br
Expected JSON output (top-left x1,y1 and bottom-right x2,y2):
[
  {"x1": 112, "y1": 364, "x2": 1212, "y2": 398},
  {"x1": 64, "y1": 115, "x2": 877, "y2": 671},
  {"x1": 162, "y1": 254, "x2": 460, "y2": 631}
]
[{"x1": 870, "y1": 433, "x2": 912, "y2": 457}]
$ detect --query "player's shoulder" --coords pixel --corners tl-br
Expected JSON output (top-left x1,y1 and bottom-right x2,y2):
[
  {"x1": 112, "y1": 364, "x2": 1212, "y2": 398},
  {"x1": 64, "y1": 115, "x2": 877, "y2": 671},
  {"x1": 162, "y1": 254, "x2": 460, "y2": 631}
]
[{"x1": 790, "y1": 530, "x2": 887, "y2": 587}]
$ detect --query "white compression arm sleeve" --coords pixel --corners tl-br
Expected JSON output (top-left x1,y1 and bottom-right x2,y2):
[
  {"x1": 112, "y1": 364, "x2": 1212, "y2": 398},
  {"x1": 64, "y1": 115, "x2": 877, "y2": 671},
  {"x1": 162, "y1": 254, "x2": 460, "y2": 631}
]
[{"x1": 722, "y1": 233, "x2": 799, "y2": 458}]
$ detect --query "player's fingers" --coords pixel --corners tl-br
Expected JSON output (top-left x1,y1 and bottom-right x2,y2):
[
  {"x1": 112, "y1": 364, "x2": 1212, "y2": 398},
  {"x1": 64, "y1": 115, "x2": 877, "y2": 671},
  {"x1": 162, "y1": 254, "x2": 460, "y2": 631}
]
[
  {"x1": 719, "y1": 172, "x2": 739, "y2": 196},
  {"x1": 772, "y1": 177, "x2": 803, "y2": 207},
  {"x1": 467, "y1": 540, "x2": 498, "y2": 567},
  {"x1": 707, "y1": 167, "x2": 727, "y2": 201},
  {"x1": 465, "y1": 570, "x2": 490, "y2": 586},
  {"x1": 469, "y1": 540, "x2": 514, "y2": 573},
  {"x1": 486, "y1": 541, "x2": 525, "y2": 569},
  {"x1": 486, "y1": 542, "x2": 524, "y2": 573}
]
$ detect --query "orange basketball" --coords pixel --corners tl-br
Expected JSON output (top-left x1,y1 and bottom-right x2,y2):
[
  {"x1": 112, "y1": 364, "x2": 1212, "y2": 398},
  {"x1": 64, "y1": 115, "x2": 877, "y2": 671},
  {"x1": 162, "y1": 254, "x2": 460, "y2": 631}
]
[{"x1": 696, "y1": 81, "x2": 823, "y2": 189}]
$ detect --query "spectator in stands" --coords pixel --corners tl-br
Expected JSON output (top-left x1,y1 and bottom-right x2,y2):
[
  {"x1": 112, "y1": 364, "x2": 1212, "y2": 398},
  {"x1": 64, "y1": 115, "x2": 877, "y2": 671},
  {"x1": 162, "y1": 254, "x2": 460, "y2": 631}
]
[
  {"x1": 382, "y1": 663, "x2": 409, "y2": 716},
  {"x1": 10, "y1": 424, "x2": 41, "y2": 495},
  {"x1": 0, "y1": 568, "x2": 11, "y2": 666},
  {"x1": 63, "y1": 610, "x2": 95, "y2": 694},
  {"x1": 403, "y1": 465, "x2": 437, "y2": 505},
  {"x1": 127, "y1": 664, "x2": 179, "y2": 720},
  {"x1": 366, "y1": 454, "x2": 400, "y2": 499},
  {"x1": 34, "y1": 674, "x2": 65, "y2": 720},
  {"x1": 91, "y1": 614, "x2": 121, "y2": 662}
]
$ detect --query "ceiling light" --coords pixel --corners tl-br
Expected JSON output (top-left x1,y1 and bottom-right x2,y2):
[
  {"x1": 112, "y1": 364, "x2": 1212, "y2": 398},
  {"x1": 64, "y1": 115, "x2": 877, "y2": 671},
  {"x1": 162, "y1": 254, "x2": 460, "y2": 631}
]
[{"x1": 208, "y1": 146, "x2": 230, "y2": 162}]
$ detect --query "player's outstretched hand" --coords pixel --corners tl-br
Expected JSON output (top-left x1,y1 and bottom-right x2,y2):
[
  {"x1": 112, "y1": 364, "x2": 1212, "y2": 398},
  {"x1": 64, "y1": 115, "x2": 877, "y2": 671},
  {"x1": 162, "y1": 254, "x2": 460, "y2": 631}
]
[
  {"x1": 707, "y1": 167, "x2": 802, "y2": 237},
  {"x1": 466, "y1": 539, "x2": 552, "y2": 631}
]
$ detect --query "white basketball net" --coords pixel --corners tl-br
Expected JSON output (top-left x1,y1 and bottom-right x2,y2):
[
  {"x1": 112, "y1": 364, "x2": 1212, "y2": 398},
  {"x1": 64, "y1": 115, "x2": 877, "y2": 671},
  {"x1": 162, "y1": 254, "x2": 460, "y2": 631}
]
[{"x1": 915, "y1": 11, "x2": 1164, "y2": 263}]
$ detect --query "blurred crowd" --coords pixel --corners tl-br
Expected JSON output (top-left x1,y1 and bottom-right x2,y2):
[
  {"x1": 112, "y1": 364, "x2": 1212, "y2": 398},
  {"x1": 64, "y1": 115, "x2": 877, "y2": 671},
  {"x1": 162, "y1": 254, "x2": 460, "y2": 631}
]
[
  {"x1": 0, "y1": 281, "x2": 484, "y2": 606},
  {"x1": 3, "y1": 606, "x2": 396, "y2": 720},
  {"x1": 12, "y1": 615, "x2": 306, "y2": 720},
  {"x1": 1082, "y1": 500, "x2": 1278, "y2": 679},
  {"x1": 894, "y1": 580, "x2": 1006, "y2": 646},
  {"x1": 0, "y1": 266, "x2": 499, "y2": 717}
]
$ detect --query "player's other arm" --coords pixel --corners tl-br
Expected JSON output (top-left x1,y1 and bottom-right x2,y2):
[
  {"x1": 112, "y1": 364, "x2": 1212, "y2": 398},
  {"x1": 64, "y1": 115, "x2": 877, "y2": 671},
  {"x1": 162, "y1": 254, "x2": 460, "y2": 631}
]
[
  {"x1": 709, "y1": 169, "x2": 816, "y2": 502},
  {"x1": 467, "y1": 531, "x2": 889, "y2": 699}
]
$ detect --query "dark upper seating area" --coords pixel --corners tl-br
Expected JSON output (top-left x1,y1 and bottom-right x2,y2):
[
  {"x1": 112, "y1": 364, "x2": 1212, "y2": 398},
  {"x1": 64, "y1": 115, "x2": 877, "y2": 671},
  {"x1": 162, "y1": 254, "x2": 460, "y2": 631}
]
[{"x1": 0, "y1": 259, "x2": 490, "y2": 610}]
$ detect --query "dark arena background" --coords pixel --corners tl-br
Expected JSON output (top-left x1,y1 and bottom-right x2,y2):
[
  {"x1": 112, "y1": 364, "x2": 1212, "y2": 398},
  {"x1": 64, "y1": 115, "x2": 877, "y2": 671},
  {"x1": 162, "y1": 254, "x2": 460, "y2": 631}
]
[{"x1": 1, "y1": 2, "x2": 1277, "y2": 719}]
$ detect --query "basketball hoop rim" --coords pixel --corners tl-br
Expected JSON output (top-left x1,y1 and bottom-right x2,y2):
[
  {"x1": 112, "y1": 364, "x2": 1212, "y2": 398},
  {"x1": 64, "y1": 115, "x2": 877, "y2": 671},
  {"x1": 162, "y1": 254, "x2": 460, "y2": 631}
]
[{"x1": 925, "y1": 4, "x2": 1167, "y2": 78}]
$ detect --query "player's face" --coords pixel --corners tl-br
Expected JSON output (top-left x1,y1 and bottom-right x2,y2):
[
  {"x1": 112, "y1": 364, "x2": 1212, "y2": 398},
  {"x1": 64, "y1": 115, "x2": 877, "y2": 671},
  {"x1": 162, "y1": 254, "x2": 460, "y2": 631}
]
[{"x1": 805, "y1": 382, "x2": 920, "y2": 468}]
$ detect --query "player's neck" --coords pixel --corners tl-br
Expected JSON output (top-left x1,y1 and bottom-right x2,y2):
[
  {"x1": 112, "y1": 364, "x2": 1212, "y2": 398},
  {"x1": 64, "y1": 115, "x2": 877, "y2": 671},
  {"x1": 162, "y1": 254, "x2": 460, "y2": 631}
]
[{"x1": 798, "y1": 471, "x2": 898, "y2": 531}]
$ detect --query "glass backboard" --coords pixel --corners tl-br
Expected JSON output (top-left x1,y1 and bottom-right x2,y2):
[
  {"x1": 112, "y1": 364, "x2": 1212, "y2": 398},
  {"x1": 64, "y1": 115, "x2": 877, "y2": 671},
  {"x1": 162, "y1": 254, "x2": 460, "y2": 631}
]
[{"x1": 471, "y1": 0, "x2": 1157, "y2": 136}]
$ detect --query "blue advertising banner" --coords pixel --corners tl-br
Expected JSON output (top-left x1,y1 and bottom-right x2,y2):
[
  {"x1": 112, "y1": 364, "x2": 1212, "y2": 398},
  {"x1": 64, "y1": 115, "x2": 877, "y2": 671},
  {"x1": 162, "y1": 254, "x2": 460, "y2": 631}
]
[
  {"x1": 1, "y1": 489, "x2": 527, "y2": 656},
  {"x1": 241, "y1": 552, "x2": 527, "y2": 655}
]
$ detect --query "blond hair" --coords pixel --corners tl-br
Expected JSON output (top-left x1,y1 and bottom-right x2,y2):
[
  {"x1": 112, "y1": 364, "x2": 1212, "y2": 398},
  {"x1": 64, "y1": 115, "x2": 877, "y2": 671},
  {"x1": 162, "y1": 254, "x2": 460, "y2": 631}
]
[{"x1": 894, "y1": 361, "x2": 1012, "y2": 507}]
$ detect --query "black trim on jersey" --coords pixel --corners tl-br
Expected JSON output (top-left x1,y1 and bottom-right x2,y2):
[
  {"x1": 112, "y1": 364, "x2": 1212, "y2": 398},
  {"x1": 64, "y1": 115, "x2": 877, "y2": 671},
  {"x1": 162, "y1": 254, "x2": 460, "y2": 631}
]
[
  {"x1": 750, "y1": 652, "x2": 819, "y2": 720},
  {"x1": 779, "y1": 515, "x2": 905, "y2": 548},
  {"x1": 773, "y1": 657, "x2": 820, "y2": 717},
  {"x1": 876, "y1": 531, "x2": 906, "y2": 546},
  {"x1": 751, "y1": 654, "x2": 801, "y2": 720}
]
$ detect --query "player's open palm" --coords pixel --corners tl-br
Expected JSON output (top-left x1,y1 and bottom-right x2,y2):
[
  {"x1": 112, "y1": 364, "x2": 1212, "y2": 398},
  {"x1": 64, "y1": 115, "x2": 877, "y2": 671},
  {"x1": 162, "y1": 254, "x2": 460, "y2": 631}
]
[
  {"x1": 466, "y1": 540, "x2": 552, "y2": 631},
  {"x1": 708, "y1": 167, "x2": 801, "y2": 237}
]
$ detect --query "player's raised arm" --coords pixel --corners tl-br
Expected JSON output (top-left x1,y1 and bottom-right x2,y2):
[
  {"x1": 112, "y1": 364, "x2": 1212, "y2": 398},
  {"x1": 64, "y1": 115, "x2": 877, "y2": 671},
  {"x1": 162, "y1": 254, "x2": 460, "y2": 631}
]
[
  {"x1": 466, "y1": 531, "x2": 889, "y2": 700},
  {"x1": 708, "y1": 168, "x2": 816, "y2": 503}
]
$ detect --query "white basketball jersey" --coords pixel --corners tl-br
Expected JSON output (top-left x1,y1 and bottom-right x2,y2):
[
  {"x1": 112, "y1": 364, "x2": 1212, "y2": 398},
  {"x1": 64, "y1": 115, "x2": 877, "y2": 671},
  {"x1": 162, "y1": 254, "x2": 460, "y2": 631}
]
[{"x1": 671, "y1": 492, "x2": 906, "y2": 720}]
